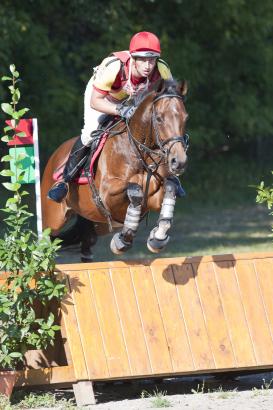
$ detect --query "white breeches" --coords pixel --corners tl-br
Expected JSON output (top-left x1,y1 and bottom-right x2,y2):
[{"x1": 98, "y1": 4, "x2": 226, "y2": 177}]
[{"x1": 80, "y1": 78, "x2": 102, "y2": 146}]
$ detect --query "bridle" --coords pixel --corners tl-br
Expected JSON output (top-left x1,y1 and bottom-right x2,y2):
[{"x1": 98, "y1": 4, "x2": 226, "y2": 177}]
[
  {"x1": 152, "y1": 93, "x2": 189, "y2": 157},
  {"x1": 126, "y1": 92, "x2": 189, "y2": 173}
]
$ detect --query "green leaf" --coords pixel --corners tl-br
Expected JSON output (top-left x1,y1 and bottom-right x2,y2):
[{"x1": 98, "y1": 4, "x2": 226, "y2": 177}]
[
  {"x1": 17, "y1": 108, "x2": 29, "y2": 117},
  {"x1": 11, "y1": 112, "x2": 19, "y2": 120},
  {"x1": 9, "y1": 64, "x2": 16, "y2": 73},
  {"x1": 2, "y1": 182, "x2": 21, "y2": 191},
  {"x1": 0, "y1": 170, "x2": 14, "y2": 177},
  {"x1": 6, "y1": 197, "x2": 18, "y2": 204},
  {"x1": 45, "y1": 280, "x2": 54, "y2": 288},
  {"x1": 9, "y1": 352, "x2": 22, "y2": 358},
  {"x1": 1, "y1": 135, "x2": 11, "y2": 143},
  {"x1": 16, "y1": 132, "x2": 26, "y2": 137},
  {"x1": 1, "y1": 154, "x2": 13, "y2": 162},
  {"x1": 1, "y1": 76, "x2": 12, "y2": 81},
  {"x1": 4, "y1": 125, "x2": 13, "y2": 132},
  {"x1": 13, "y1": 71, "x2": 19, "y2": 78},
  {"x1": 1, "y1": 103, "x2": 13, "y2": 115}
]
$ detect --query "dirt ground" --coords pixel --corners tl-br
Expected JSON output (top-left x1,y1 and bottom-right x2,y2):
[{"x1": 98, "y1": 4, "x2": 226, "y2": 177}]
[
  {"x1": 87, "y1": 372, "x2": 273, "y2": 409},
  {"x1": 26, "y1": 371, "x2": 273, "y2": 409}
]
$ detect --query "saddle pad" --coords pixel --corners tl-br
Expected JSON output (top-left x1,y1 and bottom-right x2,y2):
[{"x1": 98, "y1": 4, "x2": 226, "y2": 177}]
[{"x1": 53, "y1": 132, "x2": 108, "y2": 184}]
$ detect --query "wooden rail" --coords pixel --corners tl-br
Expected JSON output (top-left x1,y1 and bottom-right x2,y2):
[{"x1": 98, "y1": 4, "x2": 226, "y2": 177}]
[
  {"x1": 59, "y1": 252, "x2": 273, "y2": 381},
  {"x1": 2, "y1": 252, "x2": 273, "y2": 405}
]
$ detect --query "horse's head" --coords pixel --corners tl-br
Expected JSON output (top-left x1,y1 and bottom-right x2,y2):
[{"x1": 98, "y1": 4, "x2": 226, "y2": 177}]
[
  {"x1": 131, "y1": 80, "x2": 189, "y2": 176},
  {"x1": 151, "y1": 80, "x2": 188, "y2": 175}
]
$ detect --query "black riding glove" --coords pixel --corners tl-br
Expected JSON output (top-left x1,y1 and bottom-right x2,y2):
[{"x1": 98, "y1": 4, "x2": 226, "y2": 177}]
[{"x1": 116, "y1": 104, "x2": 137, "y2": 120}]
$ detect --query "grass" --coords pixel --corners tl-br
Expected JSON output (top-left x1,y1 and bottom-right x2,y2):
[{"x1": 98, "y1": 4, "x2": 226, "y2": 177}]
[
  {"x1": 191, "y1": 380, "x2": 206, "y2": 394},
  {"x1": 252, "y1": 378, "x2": 273, "y2": 396},
  {"x1": 213, "y1": 385, "x2": 238, "y2": 399},
  {"x1": 0, "y1": 154, "x2": 272, "y2": 263},
  {"x1": 0, "y1": 391, "x2": 77, "y2": 409},
  {"x1": 141, "y1": 387, "x2": 172, "y2": 407},
  {"x1": 55, "y1": 203, "x2": 272, "y2": 264}
]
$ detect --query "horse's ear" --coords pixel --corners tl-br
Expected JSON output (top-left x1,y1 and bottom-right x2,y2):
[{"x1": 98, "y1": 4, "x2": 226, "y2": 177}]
[{"x1": 179, "y1": 80, "x2": 188, "y2": 96}]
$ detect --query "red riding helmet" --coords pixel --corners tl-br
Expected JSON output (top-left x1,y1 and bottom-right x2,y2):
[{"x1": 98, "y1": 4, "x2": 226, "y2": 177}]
[{"x1": 129, "y1": 31, "x2": 161, "y2": 58}]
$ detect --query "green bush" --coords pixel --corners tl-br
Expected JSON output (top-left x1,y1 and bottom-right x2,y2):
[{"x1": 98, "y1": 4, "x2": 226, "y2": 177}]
[{"x1": 0, "y1": 65, "x2": 66, "y2": 370}]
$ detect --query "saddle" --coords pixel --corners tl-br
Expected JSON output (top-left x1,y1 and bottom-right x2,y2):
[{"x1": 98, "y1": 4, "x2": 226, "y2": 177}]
[{"x1": 53, "y1": 115, "x2": 116, "y2": 184}]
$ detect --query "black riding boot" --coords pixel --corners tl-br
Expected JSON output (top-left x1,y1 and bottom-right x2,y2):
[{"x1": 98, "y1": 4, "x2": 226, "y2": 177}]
[{"x1": 47, "y1": 138, "x2": 89, "y2": 203}]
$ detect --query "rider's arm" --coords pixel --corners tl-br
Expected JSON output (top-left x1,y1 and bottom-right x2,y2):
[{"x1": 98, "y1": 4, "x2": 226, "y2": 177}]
[
  {"x1": 90, "y1": 88, "x2": 119, "y2": 115},
  {"x1": 90, "y1": 57, "x2": 121, "y2": 115}
]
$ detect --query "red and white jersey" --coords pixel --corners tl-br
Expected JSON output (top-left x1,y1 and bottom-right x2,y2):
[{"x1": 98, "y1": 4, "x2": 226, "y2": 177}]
[{"x1": 92, "y1": 50, "x2": 172, "y2": 102}]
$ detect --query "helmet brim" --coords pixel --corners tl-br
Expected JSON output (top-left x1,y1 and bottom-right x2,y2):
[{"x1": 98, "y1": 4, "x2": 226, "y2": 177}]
[{"x1": 130, "y1": 51, "x2": 160, "y2": 58}]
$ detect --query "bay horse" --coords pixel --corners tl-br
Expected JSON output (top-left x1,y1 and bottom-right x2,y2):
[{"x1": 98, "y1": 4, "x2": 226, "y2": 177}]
[{"x1": 41, "y1": 80, "x2": 189, "y2": 260}]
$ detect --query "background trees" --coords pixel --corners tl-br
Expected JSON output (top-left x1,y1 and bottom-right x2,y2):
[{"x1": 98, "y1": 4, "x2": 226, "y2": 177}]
[{"x1": 0, "y1": 0, "x2": 272, "y2": 186}]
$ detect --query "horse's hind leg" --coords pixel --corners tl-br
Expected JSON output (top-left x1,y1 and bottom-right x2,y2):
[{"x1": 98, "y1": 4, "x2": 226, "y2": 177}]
[
  {"x1": 110, "y1": 183, "x2": 143, "y2": 255},
  {"x1": 77, "y1": 216, "x2": 98, "y2": 262},
  {"x1": 147, "y1": 178, "x2": 176, "y2": 253}
]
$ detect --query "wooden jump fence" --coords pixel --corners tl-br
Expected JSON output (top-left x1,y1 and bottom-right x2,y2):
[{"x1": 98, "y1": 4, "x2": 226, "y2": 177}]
[{"x1": 1, "y1": 252, "x2": 273, "y2": 405}]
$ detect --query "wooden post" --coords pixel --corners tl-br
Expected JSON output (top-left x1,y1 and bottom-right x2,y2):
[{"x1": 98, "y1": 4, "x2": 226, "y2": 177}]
[{"x1": 73, "y1": 381, "x2": 96, "y2": 406}]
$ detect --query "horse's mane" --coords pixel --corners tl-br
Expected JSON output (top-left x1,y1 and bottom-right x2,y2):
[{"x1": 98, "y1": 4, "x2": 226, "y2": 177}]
[{"x1": 132, "y1": 79, "x2": 181, "y2": 107}]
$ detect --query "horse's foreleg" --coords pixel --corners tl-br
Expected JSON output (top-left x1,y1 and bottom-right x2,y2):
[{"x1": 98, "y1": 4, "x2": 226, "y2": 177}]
[
  {"x1": 147, "y1": 178, "x2": 176, "y2": 253},
  {"x1": 110, "y1": 183, "x2": 143, "y2": 255}
]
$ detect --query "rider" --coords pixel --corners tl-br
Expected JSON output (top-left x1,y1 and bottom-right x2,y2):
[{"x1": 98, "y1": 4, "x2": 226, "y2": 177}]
[{"x1": 48, "y1": 31, "x2": 182, "y2": 203}]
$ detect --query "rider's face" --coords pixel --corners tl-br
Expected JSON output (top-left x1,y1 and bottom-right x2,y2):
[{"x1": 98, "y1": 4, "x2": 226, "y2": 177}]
[{"x1": 133, "y1": 57, "x2": 157, "y2": 78}]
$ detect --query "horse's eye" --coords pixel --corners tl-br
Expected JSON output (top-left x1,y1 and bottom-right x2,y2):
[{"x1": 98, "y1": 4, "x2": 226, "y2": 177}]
[{"x1": 156, "y1": 116, "x2": 162, "y2": 123}]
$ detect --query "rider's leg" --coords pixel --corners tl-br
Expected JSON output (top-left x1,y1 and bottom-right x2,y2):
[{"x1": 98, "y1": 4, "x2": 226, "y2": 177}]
[{"x1": 48, "y1": 104, "x2": 101, "y2": 203}]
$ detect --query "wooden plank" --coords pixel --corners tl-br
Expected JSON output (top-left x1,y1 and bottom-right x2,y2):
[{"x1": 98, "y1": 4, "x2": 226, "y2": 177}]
[
  {"x1": 173, "y1": 262, "x2": 215, "y2": 370},
  {"x1": 235, "y1": 260, "x2": 273, "y2": 364},
  {"x1": 56, "y1": 252, "x2": 273, "y2": 272},
  {"x1": 61, "y1": 272, "x2": 89, "y2": 380},
  {"x1": 70, "y1": 270, "x2": 109, "y2": 379},
  {"x1": 110, "y1": 267, "x2": 152, "y2": 376},
  {"x1": 130, "y1": 265, "x2": 173, "y2": 374},
  {"x1": 151, "y1": 263, "x2": 194, "y2": 372},
  {"x1": 254, "y1": 258, "x2": 273, "y2": 340},
  {"x1": 16, "y1": 365, "x2": 76, "y2": 386},
  {"x1": 90, "y1": 269, "x2": 131, "y2": 377},
  {"x1": 195, "y1": 261, "x2": 235, "y2": 368},
  {"x1": 214, "y1": 261, "x2": 256, "y2": 367}
]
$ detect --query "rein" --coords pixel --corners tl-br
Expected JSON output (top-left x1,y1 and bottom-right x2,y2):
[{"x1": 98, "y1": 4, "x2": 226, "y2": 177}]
[
  {"x1": 125, "y1": 92, "x2": 189, "y2": 208},
  {"x1": 127, "y1": 93, "x2": 189, "y2": 167}
]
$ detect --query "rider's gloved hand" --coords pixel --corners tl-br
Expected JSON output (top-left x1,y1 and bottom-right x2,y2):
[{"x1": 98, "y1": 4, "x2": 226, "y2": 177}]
[{"x1": 116, "y1": 103, "x2": 137, "y2": 121}]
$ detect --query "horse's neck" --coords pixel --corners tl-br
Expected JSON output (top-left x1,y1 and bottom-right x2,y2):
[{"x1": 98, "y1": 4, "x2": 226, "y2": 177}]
[{"x1": 129, "y1": 102, "x2": 154, "y2": 147}]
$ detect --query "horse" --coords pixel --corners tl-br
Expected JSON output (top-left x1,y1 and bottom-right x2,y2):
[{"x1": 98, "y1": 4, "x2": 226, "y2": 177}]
[{"x1": 41, "y1": 80, "x2": 189, "y2": 260}]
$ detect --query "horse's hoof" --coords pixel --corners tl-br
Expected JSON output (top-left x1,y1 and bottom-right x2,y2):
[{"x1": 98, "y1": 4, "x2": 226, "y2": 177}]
[
  {"x1": 110, "y1": 238, "x2": 125, "y2": 255},
  {"x1": 110, "y1": 233, "x2": 131, "y2": 255},
  {"x1": 81, "y1": 254, "x2": 94, "y2": 263},
  {"x1": 147, "y1": 236, "x2": 169, "y2": 254},
  {"x1": 81, "y1": 256, "x2": 94, "y2": 263}
]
